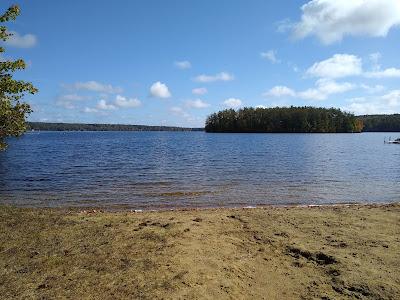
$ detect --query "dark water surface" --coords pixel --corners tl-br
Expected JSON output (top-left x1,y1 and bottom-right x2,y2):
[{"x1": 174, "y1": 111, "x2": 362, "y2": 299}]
[{"x1": 0, "y1": 131, "x2": 399, "y2": 209}]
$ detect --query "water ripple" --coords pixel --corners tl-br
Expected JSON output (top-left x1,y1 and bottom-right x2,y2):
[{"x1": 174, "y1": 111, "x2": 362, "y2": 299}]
[{"x1": 0, "y1": 131, "x2": 399, "y2": 209}]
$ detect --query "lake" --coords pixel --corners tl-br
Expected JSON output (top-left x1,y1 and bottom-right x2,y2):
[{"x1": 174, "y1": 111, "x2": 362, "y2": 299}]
[{"x1": 0, "y1": 131, "x2": 399, "y2": 209}]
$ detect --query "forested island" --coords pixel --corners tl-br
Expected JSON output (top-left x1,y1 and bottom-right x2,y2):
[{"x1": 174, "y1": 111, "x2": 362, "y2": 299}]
[
  {"x1": 27, "y1": 122, "x2": 203, "y2": 132},
  {"x1": 359, "y1": 114, "x2": 400, "y2": 132},
  {"x1": 205, "y1": 107, "x2": 364, "y2": 133}
]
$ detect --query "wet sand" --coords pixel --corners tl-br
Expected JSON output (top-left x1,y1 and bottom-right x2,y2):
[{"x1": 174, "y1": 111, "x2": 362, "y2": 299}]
[{"x1": 0, "y1": 203, "x2": 399, "y2": 299}]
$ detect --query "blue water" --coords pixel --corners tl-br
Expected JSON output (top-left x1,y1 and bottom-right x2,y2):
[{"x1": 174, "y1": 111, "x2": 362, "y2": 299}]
[{"x1": 0, "y1": 131, "x2": 399, "y2": 209}]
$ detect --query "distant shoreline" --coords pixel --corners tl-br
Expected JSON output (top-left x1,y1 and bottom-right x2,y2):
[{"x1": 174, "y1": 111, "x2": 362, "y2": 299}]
[
  {"x1": 27, "y1": 115, "x2": 400, "y2": 133},
  {"x1": 27, "y1": 122, "x2": 204, "y2": 132}
]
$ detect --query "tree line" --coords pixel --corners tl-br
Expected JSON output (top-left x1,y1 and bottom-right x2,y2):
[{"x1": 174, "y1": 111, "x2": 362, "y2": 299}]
[
  {"x1": 358, "y1": 114, "x2": 400, "y2": 132},
  {"x1": 27, "y1": 122, "x2": 203, "y2": 132},
  {"x1": 205, "y1": 107, "x2": 364, "y2": 133}
]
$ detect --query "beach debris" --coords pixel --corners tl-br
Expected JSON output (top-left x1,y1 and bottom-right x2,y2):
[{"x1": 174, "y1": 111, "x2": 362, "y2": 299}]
[
  {"x1": 192, "y1": 217, "x2": 203, "y2": 222},
  {"x1": 253, "y1": 234, "x2": 262, "y2": 241},
  {"x1": 79, "y1": 209, "x2": 104, "y2": 214},
  {"x1": 243, "y1": 206, "x2": 257, "y2": 209}
]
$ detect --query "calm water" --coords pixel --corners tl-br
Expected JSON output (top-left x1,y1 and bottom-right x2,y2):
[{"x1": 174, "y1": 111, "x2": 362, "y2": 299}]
[{"x1": 0, "y1": 131, "x2": 399, "y2": 209}]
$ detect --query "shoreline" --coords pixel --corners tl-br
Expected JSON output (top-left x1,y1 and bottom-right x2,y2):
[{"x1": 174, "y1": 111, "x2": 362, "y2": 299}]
[
  {"x1": 77, "y1": 201, "x2": 399, "y2": 214},
  {"x1": 1, "y1": 203, "x2": 399, "y2": 299},
  {"x1": 2, "y1": 200, "x2": 398, "y2": 213}
]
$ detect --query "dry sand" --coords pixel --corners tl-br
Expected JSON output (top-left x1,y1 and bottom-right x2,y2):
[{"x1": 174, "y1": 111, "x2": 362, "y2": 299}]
[{"x1": 0, "y1": 203, "x2": 399, "y2": 299}]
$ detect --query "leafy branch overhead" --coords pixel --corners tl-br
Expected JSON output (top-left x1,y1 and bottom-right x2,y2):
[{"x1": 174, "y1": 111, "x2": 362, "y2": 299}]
[{"x1": 0, "y1": 5, "x2": 37, "y2": 150}]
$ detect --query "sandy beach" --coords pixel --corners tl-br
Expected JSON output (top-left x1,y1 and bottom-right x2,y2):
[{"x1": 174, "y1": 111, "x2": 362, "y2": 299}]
[{"x1": 0, "y1": 203, "x2": 399, "y2": 299}]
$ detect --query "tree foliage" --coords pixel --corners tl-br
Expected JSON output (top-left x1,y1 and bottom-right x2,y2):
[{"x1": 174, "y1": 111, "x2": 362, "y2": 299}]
[
  {"x1": 205, "y1": 106, "x2": 363, "y2": 133},
  {"x1": 359, "y1": 114, "x2": 400, "y2": 132},
  {"x1": 0, "y1": 5, "x2": 37, "y2": 150}
]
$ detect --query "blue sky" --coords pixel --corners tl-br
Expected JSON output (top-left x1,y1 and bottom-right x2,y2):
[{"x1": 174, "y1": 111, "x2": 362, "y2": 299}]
[{"x1": 1, "y1": 0, "x2": 400, "y2": 127}]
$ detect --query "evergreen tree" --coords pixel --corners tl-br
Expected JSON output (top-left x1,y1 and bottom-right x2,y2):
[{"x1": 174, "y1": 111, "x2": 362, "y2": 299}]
[{"x1": 205, "y1": 106, "x2": 363, "y2": 133}]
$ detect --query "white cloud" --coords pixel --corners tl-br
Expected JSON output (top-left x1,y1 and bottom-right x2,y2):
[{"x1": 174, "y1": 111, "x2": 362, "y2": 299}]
[
  {"x1": 306, "y1": 53, "x2": 400, "y2": 79},
  {"x1": 261, "y1": 50, "x2": 280, "y2": 63},
  {"x1": 255, "y1": 105, "x2": 269, "y2": 109},
  {"x1": 83, "y1": 107, "x2": 99, "y2": 113},
  {"x1": 369, "y1": 52, "x2": 381, "y2": 62},
  {"x1": 277, "y1": 18, "x2": 293, "y2": 33},
  {"x1": 56, "y1": 94, "x2": 90, "y2": 109},
  {"x1": 58, "y1": 94, "x2": 88, "y2": 101},
  {"x1": 114, "y1": 95, "x2": 141, "y2": 108},
  {"x1": 364, "y1": 68, "x2": 400, "y2": 78},
  {"x1": 192, "y1": 87, "x2": 208, "y2": 95},
  {"x1": 381, "y1": 90, "x2": 400, "y2": 107},
  {"x1": 185, "y1": 99, "x2": 210, "y2": 109},
  {"x1": 58, "y1": 102, "x2": 75, "y2": 109},
  {"x1": 170, "y1": 106, "x2": 185, "y2": 114},
  {"x1": 361, "y1": 84, "x2": 386, "y2": 94},
  {"x1": 223, "y1": 98, "x2": 242, "y2": 109},
  {"x1": 58, "y1": 93, "x2": 140, "y2": 111},
  {"x1": 4, "y1": 31, "x2": 37, "y2": 48},
  {"x1": 342, "y1": 101, "x2": 382, "y2": 115},
  {"x1": 306, "y1": 54, "x2": 362, "y2": 78},
  {"x1": 96, "y1": 99, "x2": 116, "y2": 110},
  {"x1": 369, "y1": 52, "x2": 382, "y2": 70},
  {"x1": 264, "y1": 86, "x2": 296, "y2": 97},
  {"x1": 305, "y1": 52, "x2": 400, "y2": 80},
  {"x1": 150, "y1": 81, "x2": 171, "y2": 98},
  {"x1": 298, "y1": 79, "x2": 355, "y2": 100},
  {"x1": 315, "y1": 78, "x2": 355, "y2": 95},
  {"x1": 174, "y1": 61, "x2": 191, "y2": 69},
  {"x1": 266, "y1": 79, "x2": 355, "y2": 101},
  {"x1": 169, "y1": 106, "x2": 196, "y2": 122},
  {"x1": 72, "y1": 81, "x2": 122, "y2": 94},
  {"x1": 343, "y1": 90, "x2": 400, "y2": 114},
  {"x1": 194, "y1": 72, "x2": 234, "y2": 83},
  {"x1": 297, "y1": 89, "x2": 326, "y2": 101},
  {"x1": 292, "y1": 0, "x2": 400, "y2": 44},
  {"x1": 368, "y1": 52, "x2": 382, "y2": 65}
]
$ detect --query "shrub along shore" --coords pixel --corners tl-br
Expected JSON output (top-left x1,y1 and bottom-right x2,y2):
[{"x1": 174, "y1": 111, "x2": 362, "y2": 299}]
[{"x1": 0, "y1": 203, "x2": 399, "y2": 299}]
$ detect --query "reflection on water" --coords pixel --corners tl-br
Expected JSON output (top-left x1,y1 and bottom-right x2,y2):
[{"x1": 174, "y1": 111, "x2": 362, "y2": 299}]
[{"x1": 0, "y1": 131, "x2": 399, "y2": 209}]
